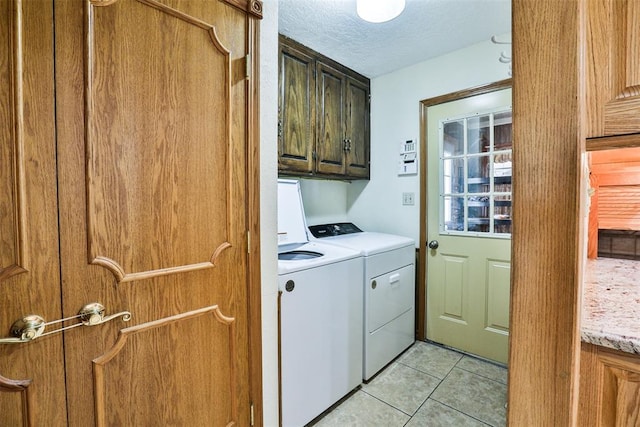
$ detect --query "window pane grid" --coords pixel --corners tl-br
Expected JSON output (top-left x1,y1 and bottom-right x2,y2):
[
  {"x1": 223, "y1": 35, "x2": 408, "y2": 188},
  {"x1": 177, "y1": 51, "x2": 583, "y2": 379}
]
[{"x1": 439, "y1": 108, "x2": 512, "y2": 237}]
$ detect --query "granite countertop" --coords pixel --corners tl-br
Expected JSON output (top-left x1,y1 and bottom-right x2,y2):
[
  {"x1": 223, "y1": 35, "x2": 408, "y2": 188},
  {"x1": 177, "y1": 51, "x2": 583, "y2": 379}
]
[{"x1": 581, "y1": 257, "x2": 640, "y2": 354}]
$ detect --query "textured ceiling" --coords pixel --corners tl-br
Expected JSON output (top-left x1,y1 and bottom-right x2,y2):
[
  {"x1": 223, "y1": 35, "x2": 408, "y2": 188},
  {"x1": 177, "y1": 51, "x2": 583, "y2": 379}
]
[{"x1": 278, "y1": 0, "x2": 512, "y2": 78}]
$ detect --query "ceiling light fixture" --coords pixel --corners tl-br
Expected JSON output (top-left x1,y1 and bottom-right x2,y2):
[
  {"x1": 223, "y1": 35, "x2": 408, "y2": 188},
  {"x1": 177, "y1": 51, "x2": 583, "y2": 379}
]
[{"x1": 356, "y1": 0, "x2": 406, "y2": 23}]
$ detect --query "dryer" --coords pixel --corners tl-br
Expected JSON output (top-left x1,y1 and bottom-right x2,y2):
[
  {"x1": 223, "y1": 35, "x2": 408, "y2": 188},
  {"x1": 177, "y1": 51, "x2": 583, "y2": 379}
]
[
  {"x1": 277, "y1": 181, "x2": 363, "y2": 427},
  {"x1": 309, "y1": 222, "x2": 415, "y2": 381}
]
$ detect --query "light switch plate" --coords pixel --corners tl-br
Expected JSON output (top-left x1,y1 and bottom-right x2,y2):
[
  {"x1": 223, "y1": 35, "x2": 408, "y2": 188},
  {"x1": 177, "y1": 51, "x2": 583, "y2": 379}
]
[{"x1": 402, "y1": 192, "x2": 415, "y2": 205}]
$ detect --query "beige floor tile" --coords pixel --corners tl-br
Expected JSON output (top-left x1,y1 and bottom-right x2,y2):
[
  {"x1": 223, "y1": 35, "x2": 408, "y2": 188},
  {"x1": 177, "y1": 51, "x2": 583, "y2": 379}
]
[
  {"x1": 406, "y1": 399, "x2": 489, "y2": 427},
  {"x1": 431, "y1": 368, "x2": 507, "y2": 427},
  {"x1": 312, "y1": 391, "x2": 409, "y2": 427},
  {"x1": 398, "y1": 341, "x2": 463, "y2": 379},
  {"x1": 455, "y1": 355, "x2": 508, "y2": 384},
  {"x1": 362, "y1": 363, "x2": 440, "y2": 415}
]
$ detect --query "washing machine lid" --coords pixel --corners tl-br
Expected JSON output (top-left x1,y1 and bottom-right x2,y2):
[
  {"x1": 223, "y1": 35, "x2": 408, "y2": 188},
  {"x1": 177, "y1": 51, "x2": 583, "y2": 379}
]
[
  {"x1": 277, "y1": 242, "x2": 361, "y2": 275},
  {"x1": 277, "y1": 179, "x2": 309, "y2": 248}
]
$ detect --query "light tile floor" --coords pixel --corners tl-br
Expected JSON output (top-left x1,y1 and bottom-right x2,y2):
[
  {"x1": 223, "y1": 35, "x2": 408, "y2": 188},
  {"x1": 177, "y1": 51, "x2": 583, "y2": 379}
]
[{"x1": 311, "y1": 341, "x2": 507, "y2": 427}]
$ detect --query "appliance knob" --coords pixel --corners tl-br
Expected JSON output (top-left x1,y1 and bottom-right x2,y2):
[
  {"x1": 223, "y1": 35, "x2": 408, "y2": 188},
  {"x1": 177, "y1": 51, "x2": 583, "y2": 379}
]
[{"x1": 285, "y1": 280, "x2": 295, "y2": 292}]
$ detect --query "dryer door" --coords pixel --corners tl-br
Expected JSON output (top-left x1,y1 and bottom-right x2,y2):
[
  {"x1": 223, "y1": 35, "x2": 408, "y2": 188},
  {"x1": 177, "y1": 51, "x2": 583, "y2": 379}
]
[{"x1": 368, "y1": 264, "x2": 414, "y2": 332}]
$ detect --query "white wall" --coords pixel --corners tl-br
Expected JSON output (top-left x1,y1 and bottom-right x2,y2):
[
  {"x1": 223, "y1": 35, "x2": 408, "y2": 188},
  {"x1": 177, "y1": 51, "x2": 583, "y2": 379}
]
[
  {"x1": 259, "y1": 0, "x2": 279, "y2": 426},
  {"x1": 299, "y1": 179, "x2": 349, "y2": 226},
  {"x1": 299, "y1": 38, "x2": 511, "y2": 245}
]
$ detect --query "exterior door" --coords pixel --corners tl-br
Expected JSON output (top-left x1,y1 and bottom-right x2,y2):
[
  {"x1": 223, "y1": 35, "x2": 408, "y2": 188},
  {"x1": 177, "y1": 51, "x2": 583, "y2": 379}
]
[
  {"x1": 1, "y1": 0, "x2": 261, "y2": 425},
  {"x1": 426, "y1": 88, "x2": 512, "y2": 364}
]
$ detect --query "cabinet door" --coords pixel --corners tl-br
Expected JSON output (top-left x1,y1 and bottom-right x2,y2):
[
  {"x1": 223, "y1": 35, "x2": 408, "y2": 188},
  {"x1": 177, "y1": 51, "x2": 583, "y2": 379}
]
[
  {"x1": 316, "y1": 61, "x2": 347, "y2": 176},
  {"x1": 579, "y1": 343, "x2": 640, "y2": 426},
  {"x1": 585, "y1": 0, "x2": 640, "y2": 137},
  {"x1": 345, "y1": 77, "x2": 370, "y2": 178},
  {"x1": 279, "y1": 41, "x2": 315, "y2": 174}
]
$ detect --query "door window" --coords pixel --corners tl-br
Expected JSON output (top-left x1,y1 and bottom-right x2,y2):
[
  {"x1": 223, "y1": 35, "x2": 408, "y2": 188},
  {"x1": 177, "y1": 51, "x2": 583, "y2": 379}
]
[{"x1": 440, "y1": 109, "x2": 512, "y2": 237}]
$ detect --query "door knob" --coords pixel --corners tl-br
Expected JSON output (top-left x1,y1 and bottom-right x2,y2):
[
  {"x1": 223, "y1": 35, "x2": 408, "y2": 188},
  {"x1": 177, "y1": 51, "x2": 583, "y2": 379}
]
[
  {"x1": 0, "y1": 303, "x2": 131, "y2": 344},
  {"x1": 428, "y1": 240, "x2": 439, "y2": 250}
]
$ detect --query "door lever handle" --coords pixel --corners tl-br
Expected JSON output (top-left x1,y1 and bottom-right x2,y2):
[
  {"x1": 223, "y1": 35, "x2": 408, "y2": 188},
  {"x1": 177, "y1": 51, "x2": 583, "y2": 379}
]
[{"x1": 0, "y1": 302, "x2": 131, "y2": 344}]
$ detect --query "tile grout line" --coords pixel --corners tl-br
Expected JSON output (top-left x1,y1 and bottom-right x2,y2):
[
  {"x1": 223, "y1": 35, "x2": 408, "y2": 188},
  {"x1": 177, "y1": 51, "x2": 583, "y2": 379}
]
[{"x1": 314, "y1": 341, "x2": 508, "y2": 426}]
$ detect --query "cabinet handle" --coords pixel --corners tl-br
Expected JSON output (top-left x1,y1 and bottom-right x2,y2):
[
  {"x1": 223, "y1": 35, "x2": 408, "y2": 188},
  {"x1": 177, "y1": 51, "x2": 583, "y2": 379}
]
[
  {"x1": 277, "y1": 119, "x2": 283, "y2": 138},
  {"x1": 0, "y1": 303, "x2": 131, "y2": 344}
]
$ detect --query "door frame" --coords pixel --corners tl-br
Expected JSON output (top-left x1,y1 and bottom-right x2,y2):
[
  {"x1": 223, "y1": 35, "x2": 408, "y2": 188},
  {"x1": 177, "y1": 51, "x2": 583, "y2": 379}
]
[
  {"x1": 417, "y1": 79, "x2": 512, "y2": 340},
  {"x1": 247, "y1": 15, "x2": 264, "y2": 426}
]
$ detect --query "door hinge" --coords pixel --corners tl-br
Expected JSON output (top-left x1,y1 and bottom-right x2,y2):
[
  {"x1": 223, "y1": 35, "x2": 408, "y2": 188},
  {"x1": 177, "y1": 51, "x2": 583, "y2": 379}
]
[
  {"x1": 245, "y1": 54, "x2": 251, "y2": 79},
  {"x1": 247, "y1": 230, "x2": 251, "y2": 254},
  {"x1": 250, "y1": 403, "x2": 255, "y2": 426}
]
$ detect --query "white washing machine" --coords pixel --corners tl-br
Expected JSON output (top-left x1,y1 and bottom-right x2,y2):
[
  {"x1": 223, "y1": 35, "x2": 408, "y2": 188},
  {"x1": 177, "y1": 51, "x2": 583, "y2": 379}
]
[
  {"x1": 309, "y1": 223, "x2": 415, "y2": 381},
  {"x1": 277, "y1": 180, "x2": 363, "y2": 427}
]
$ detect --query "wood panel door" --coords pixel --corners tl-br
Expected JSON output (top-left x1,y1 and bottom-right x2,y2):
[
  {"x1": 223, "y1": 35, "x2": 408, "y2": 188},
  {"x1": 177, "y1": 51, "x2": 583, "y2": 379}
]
[
  {"x1": 316, "y1": 61, "x2": 346, "y2": 176},
  {"x1": 0, "y1": 1, "x2": 68, "y2": 425},
  {"x1": 345, "y1": 77, "x2": 370, "y2": 179},
  {"x1": 1, "y1": 0, "x2": 262, "y2": 425},
  {"x1": 278, "y1": 38, "x2": 315, "y2": 174}
]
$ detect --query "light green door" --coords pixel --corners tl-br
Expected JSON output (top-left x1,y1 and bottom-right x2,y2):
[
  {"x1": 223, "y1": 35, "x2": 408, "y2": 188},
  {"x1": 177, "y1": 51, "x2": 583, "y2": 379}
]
[{"x1": 426, "y1": 89, "x2": 512, "y2": 364}]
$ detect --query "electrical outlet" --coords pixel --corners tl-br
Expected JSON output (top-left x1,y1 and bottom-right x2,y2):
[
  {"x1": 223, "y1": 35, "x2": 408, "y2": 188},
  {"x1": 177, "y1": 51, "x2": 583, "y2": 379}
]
[{"x1": 402, "y1": 192, "x2": 415, "y2": 206}]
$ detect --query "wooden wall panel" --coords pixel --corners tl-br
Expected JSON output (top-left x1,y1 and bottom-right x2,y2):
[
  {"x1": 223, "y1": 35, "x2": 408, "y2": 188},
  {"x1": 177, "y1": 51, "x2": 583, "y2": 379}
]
[{"x1": 597, "y1": 186, "x2": 640, "y2": 230}]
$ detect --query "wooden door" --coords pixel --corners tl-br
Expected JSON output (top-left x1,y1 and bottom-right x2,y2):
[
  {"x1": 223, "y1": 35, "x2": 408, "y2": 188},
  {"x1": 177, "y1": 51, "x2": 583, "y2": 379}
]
[
  {"x1": 316, "y1": 61, "x2": 346, "y2": 176},
  {"x1": 0, "y1": 1, "x2": 68, "y2": 425},
  {"x1": 1, "y1": 0, "x2": 262, "y2": 425},
  {"x1": 278, "y1": 37, "x2": 315, "y2": 174},
  {"x1": 345, "y1": 77, "x2": 370, "y2": 179},
  {"x1": 426, "y1": 89, "x2": 512, "y2": 364}
]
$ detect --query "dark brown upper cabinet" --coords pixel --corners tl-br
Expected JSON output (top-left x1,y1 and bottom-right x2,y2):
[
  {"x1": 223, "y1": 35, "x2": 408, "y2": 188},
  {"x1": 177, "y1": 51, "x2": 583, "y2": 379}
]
[{"x1": 279, "y1": 35, "x2": 370, "y2": 180}]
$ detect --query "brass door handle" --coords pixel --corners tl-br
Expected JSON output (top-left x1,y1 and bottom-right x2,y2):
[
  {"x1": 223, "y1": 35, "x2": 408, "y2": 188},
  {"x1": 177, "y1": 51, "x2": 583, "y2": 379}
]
[{"x1": 0, "y1": 303, "x2": 131, "y2": 344}]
